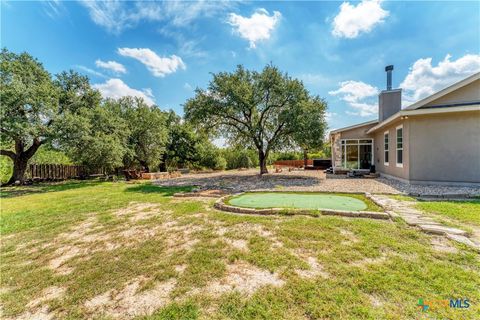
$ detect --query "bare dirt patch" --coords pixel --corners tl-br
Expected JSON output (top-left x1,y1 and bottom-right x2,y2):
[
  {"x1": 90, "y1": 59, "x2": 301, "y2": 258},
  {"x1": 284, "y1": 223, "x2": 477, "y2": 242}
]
[
  {"x1": 368, "y1": 294, "x2": 385, "y2": 308},
  {"x1": 85, "y1": 276, "x2": 176, "y2": 319},
  {"x1": 340, "y1": 229, "x2": 360, "y2": 245},
  {"x1": 45, "y1": 205, "x2": 202, "y2": 274},
  {"x1": 113, "y1": 202, "x2": 161, "y2": 221},
  {"x1": 10, "y1": 286, "x2": 66, "y2": 320},
  {"x1": 295, "y1": 256, "x2": 329, "y2": 279},
  {"x1": 225, "y1": 238, "x2": 248, "y2": 251},
  {"x1": 26, "y1": 286, "x2": 66, "y2": 309},
  {"x1": 201, "y1": 261, "x2": 284, "y2": 297},
  {"x1": 10, "y1": 305, "x2": 54, "y2": 320}
]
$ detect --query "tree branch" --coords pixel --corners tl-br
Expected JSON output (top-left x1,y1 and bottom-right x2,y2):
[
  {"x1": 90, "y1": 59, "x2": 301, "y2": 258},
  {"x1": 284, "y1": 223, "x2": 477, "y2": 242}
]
[
  {"x1": 24, "y1": 138, "x2": 44, "y2": 159},
  {"x1": 0, "y1": 150, "x2": 16, "y2": 160},
  {"x1": 266, "y1": 121, "x2": 286, "y2": 149}
]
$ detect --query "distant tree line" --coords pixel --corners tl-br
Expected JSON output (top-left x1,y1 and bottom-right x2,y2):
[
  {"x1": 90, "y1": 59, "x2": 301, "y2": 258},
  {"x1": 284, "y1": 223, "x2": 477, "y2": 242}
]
[{"x1": 0, "y1": 49, "x2": 328, "y2": 184}]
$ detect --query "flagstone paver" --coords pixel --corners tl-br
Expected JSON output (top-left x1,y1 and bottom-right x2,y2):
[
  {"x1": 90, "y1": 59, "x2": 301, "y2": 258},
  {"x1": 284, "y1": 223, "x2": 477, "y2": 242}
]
[{"x1": 367, "y1": 194, "x2": 480, "y2": 251}]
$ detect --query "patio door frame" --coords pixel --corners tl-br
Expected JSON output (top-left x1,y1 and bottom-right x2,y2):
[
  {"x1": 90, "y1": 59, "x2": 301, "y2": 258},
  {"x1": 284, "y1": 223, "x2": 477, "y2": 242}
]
[{"x1": 340, "y1": 139, "x2": 374, "y2": 170}]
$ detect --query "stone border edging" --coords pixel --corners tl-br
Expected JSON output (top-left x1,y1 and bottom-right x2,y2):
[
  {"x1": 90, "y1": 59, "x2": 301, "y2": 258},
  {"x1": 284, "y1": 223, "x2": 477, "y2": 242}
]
[
  {"x1": 213, "y1": 193, "x2": 390, "y2": 220},
  {"x1": 173, "y1": 192, "x2": 221, "y2": 198}
]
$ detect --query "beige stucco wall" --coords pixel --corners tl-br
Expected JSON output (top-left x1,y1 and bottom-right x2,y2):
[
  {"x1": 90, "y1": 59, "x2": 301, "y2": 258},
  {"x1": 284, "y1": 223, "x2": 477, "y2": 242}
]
[
  {"x1": 424, "y1": 79, "x2": 480, "y2": 107},
  {"x1": 372, "y1": 119, "x2": 410, "y2": 180},
  {"x1": 408, "y1": 111, "x2": 480, "y2": 184}
]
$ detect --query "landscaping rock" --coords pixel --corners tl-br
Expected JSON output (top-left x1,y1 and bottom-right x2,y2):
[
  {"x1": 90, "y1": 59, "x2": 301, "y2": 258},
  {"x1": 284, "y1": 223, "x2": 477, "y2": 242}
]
[
  {"x1": 418, "y1": 225, "x2": 467, "y2": 236},
  {"x1": 369, "y1": 194, "x2": 478, "y2": 251}
]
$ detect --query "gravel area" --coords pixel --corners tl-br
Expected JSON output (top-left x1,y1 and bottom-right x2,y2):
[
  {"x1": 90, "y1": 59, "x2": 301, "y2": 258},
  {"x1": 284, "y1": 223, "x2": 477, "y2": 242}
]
[
  {"x1": 376, "y1": 177, "x2": 480, "y2": 197},
  {"x1": 154, "y1": 169, "x2": 480, "y2": 196}
]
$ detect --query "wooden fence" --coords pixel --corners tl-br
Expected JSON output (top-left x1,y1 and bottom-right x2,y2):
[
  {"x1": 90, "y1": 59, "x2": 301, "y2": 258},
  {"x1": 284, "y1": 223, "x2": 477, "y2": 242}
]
[{"x1": 25, "y1": 164, "x2": 86, "y2": 181}]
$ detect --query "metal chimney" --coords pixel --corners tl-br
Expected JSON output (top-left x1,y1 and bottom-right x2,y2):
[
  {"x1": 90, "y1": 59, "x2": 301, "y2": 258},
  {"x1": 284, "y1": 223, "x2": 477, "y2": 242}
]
[{"x1": 385, "y1": 65, "x2": 394, "y2": 90}]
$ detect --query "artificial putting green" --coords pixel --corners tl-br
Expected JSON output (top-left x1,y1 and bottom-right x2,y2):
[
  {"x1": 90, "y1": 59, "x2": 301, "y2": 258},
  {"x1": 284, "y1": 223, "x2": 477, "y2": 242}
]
[{"x1": 227, "y1": 192, "x2": 368, "y2": 211}]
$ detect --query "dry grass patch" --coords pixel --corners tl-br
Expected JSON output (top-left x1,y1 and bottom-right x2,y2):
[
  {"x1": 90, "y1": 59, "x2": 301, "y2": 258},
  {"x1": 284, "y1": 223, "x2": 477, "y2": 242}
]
[
  {"x1": 198, "y1": 261, "x2": 284, "y2": 297},
  {"x1": 430, "y1": 236, "x2": 459, "y2": 254},
  {"x1": 85, "y1": 276, "x2": 177, "y2": 319},
  {"x1": 2, "y1": 182, "x2": 480, "y2": 319}
]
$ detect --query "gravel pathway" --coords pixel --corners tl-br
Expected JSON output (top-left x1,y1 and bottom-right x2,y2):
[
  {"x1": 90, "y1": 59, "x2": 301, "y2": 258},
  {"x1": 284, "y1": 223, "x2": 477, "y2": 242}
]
[{"x1": 154, "y1": 169, "x2": 480, "y2": 196}]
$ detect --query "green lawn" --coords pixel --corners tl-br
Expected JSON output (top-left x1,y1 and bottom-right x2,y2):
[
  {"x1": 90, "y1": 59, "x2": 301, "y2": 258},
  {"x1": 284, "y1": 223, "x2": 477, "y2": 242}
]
[
  {"x1": 1, "y1": 181, "x2": 479, "y2": 319},
  {"x1": 416, "y1": 200, "x2": 480, "y2": 227}
]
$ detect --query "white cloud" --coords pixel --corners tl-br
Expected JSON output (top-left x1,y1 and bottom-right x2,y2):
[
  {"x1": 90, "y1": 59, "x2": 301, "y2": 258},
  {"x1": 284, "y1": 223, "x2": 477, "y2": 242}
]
[
  {"x1": 400, "y1": 54, "x2": 480, "y2": 104},
  {"x1": 80, "y1": 0, "x2": 234, "y2": 34},
  {"x1": 93, "y1": 78, "x2": 155, "y2": 106},
  {"x1": 118, "y1": 48, "x2": 186, "y2": 77},
  {"x1": 332, "y1": 0, "x2": 389, "y2": 38},
  {"x1": 163, "y1": 0, "x2": 234, "y2": 27},
  {"x1": 329, "y1": 80, "x2": 379, "y2": 117},
  {"x1": 75, "y1": 65, "x2": 106, "y2": 78},
  {"x1": 329, "y1": 80, "x2": 379, "y2": 103},
  {"x1": 325, "y1": 112, "x2": 337, "y2": 120},
  {"x1": 346, "y1": 102, "x2": 378, "y2": 117},
  {"x1": 43, "y1": 0, "x2": 66, "y2": 19},
  {"x1": 79, "y1": 1, "x2": 161, "y2": 34},
  {"x1": 95, "y1": 59, "x2": 127, "y2": 74},
  {"x1": 228, "y1": 8, "x2": 281, "y2": 48}
]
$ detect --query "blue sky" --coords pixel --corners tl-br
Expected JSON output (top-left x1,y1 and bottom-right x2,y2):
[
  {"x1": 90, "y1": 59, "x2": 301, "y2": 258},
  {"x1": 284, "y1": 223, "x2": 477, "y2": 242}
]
[{"x1": 2, "y1": 0, "x2": 479, "y2": 132}]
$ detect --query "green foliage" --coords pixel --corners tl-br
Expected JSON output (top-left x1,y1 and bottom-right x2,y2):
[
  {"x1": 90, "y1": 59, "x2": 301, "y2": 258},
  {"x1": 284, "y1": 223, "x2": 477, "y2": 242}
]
[
  {"x1": 270, "y1": 151, "x2": 303, "y2": 161},
  {"x1": 184, "y1": 64, "x2": 318, "y2": 173},
  {"x1": 53, "y1": 72, "x2": 130, "y2": 172},
  {"x1": 292, "y1": 96, "x2": 328, "y2": 154},
  {"x1": 0, "y1": 48, "x2": 60, "y2": 182},
  {"x1": 0, "y1": 48, "x2": 59, "y2": 148},
  {"x1": 163, "y1": 112, "x2": 224, "y2": 171},
  {"x1": 221, "y1": 147, "x2": 258, "y2": 169},
  {"x1": 195, "y1": 141, "x2": 226, "y2": 170},
  {"x1": 0, "y1": 156, "x2": 13, "y2": 184},
  {"x1": 59, "y1": 103, "x2": 129, "y2": 172},
  {"x1": 117, "y1": 97, "x2": 168, "y2": 171}
]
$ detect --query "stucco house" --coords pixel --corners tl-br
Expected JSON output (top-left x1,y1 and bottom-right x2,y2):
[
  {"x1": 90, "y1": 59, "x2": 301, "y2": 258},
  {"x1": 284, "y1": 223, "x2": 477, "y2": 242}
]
[{"x1": 330, "y1": 67, "x2": 480, "y2": 186}]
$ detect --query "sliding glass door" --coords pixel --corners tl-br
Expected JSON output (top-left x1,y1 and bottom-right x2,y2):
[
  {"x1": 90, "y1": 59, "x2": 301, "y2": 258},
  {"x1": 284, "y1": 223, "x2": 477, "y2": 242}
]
[{"x1": 341, "y1": 139, "x2": 373, "y2": 170}]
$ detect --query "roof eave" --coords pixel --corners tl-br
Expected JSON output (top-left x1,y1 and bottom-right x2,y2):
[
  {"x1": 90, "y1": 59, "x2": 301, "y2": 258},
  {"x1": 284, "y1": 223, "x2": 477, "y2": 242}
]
[{"x1": 366, "y1": 104, "x2": 480, "y2": 134}]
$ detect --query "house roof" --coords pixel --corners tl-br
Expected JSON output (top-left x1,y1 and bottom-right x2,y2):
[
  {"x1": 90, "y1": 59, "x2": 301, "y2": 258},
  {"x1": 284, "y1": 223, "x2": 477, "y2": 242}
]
[
  {"x1": 366, "y1": 72, "x2": 480, "y2": 134},
  {"x1": 329, "y1": 72, "x2": 480, "y2": 136},
  {"x1": 404, "y1": 72, "x2": 480, "y2": 111},
  {"x1": 329, "y1": 119, "x2": 378, "y2": 135}
]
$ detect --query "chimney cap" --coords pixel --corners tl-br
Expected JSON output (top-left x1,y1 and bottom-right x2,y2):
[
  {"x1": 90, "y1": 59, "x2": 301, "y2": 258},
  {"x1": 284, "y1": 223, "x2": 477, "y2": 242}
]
[{"x1": 385, "y1": 65, "x2": 394, "y2": 72}]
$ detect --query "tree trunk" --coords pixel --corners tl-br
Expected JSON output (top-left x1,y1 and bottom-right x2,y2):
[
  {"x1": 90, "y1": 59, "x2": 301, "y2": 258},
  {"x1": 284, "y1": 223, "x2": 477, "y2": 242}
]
[
  {"x1": 138, "y1": 159, "x2": 150, "y2": 173},
  {"x1": 258, "y1": 150, "x2": 268, "y2": 175},
  {"x1": 2, "y1": 138, "x2": 43, "y2": 185},
  {"x1": 7, "y1": 156, "x2": 29, "y2": 185},
  {"x1": 303, "y1": 149, "x2": 308, "y2": 168},
  {"x1": 159, "y1": 154, "x2": 167, "y2": 172}
]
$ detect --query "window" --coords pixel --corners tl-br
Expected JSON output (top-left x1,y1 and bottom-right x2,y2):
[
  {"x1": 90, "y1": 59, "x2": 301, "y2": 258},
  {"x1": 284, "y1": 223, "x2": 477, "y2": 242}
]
[
  {"x1": 340, "y1": 139, "x2": 373, "y2": 169},
  {"x1": 396, "y1": 126, "x2": 403, "y2": 167},
  {"x1": 384, "y1": 132, "x2": 389, "y2": 165}
]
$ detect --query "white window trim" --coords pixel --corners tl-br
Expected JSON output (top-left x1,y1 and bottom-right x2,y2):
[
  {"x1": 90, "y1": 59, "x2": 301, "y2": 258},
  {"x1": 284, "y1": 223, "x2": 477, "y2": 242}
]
[
  {"x1": 383, "y1": 131, "x2": 389, "y2": 166},
  {"x1": 340, "y1": 139, "x2": 373, "y2": 169},
  {"x1": 396, "y1": 125, "x2": 403, "y2": 168}
]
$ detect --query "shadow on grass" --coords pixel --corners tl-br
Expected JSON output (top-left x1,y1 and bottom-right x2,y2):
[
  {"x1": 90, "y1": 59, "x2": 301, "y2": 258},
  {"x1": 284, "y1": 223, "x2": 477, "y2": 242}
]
[
  {"x1": 0, "y1": 180, "x2": 104, "y2": 198},
  {"x1": 124, "y1": 184, "x2": 194, "y2": 196}
]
